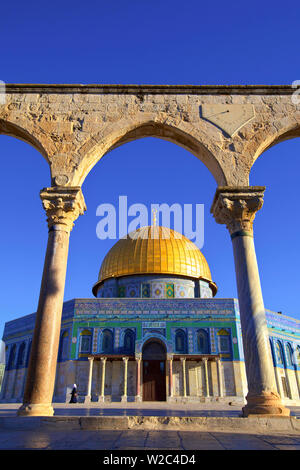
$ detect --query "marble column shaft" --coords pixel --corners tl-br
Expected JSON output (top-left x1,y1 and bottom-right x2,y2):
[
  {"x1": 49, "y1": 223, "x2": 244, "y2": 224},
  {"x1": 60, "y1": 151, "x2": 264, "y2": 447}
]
[
  {"x1": 122, "y1": 357, "x2": 129, "y2": 399},
  {"x1": 18, "y1": 187, "x2": 86, "y2": 416},
  {"x1": 203, "y1": 358, "x2": 209, "y2": 397},
  {"x1": 86, "y1": 357, "x2": 94, "y2": 398},
  {"x1": 169, "y1": 358, "x2": 173, "y2": 397},
  {"x1": 180, "y1": 357, "x2": 187, "y2": 397},
  {"x1": 100, "y1": 357, "x2": 107, "y2": 398},
  {"x1": 136, "y1": 357, "x2": 141, "y2": 398}
]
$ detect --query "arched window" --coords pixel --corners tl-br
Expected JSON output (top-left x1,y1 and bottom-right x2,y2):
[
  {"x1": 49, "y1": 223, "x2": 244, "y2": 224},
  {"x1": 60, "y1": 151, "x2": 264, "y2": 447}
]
[
  {"x1": 175, "y1": 329, "x2": 186, "y2": 353},
  {"x1": 58, "y1": 331, "x2": 69, "y2": 361},
  {"x1": 102, "y1": 329, "x2": 113, "y2": 353},
  {"x1": 8, "y1": 344, "x2": 16, "y2": 369},
  {"x1": 16, "y1": 342, "x2": 26, "y2": 368},
  {"x1": 79, "y1": 329, "x2": 92, "y2": 353},
  {"x1": 297, "y1": 346, "x2": 300, "y2": 366},
  {"x1": 269, "y1": 339, "x2": 276, "y2": 366},
  {"x1": 123, "y1": 329, "x2": 135, "y2": 353},
  {"x1": 286, "y1": 343, "x2": 294, "y2": 367},
  {"x1": 275, "y1": 341, "x2": 284, "y2": 366},
  {"x1": 196, "y1": 329, "x2": 209, "y2": 354},
  {"x1": 217, "y1": 329, "x2": 230, "y2": 353},
  {"x1": 26, "y1": 340, "x2": 32, "y2": 367}
]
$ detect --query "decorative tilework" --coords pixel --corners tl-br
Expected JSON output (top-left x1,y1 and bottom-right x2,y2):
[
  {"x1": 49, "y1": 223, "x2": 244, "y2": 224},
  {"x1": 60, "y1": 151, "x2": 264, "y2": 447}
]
[
  {"x1": 210, "y1": 328, "x2": 216, "y2": 353},
  {"x1": 127, "y1": 284, "x2": 139, "y2": 298},
  {"x1": 165, "y1": 283, "x2": 174, "y2": 298},
  {"x1": 118, "y1": 286, "x2": 126, "y2": 298},
  {"x1": 142, "y1": 283, "x2": 150, "y2": 298},
  {"x1": 3, "y1": 297, "x2": 300, "y2": 375},
  {"x1": 152, "y1": 283, "x2": 164, "y2": 299}
]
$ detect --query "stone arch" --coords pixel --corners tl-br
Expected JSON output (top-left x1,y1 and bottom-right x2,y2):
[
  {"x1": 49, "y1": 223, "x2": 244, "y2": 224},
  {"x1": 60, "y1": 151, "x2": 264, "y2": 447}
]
[
  {"x1": 247, "y1": 119, "x2": 300, "y2": 179},
  {"x1": 75, "y1": 118, "x2": 227, "y2": 186},
  {"x1": 0, "y1": 118, "x2": 54, "y2": 164}
]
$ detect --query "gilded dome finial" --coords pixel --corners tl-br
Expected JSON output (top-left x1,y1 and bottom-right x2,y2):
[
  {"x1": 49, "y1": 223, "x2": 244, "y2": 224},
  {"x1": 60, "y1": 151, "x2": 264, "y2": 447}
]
[{"x1": 152, "y1": 208, "x2": 157, "y2": 227}]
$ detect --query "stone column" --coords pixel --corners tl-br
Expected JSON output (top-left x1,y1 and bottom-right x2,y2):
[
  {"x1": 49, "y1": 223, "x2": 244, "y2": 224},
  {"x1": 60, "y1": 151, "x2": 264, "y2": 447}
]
[
  {"x1": 217, "y1": 358, "x2": 224, "y2": 398},
  {"x1": 18, "y1": 187, "x2": 86, "y2": 416},
  {"x1": 180, "y1": 357, "x2": 187, "y2": 398},
  {"x1": 135, "y1": 354, "x2": 142, "y2": 402},
  {"x1": 203, "y1": 358, "x2": 210, "y2": 398},
  {"x1": 99, "y1": 357, "x2": 107, "y2": 402},
  {"x1": 121, "y1": 357, "x2": 129, "y2": 402},
  {"x1": 211, "y1": 186, "x2": 290, "y2": 417},
  {"x1": 85, "y1": 357, "x2": 94, "y2": 403}
]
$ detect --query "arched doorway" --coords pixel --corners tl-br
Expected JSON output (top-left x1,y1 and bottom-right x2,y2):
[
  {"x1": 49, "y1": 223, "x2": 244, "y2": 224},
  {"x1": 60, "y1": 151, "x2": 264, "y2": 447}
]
[{"x1": 142, "y1": 340, "x2": 166, "y2": 401}]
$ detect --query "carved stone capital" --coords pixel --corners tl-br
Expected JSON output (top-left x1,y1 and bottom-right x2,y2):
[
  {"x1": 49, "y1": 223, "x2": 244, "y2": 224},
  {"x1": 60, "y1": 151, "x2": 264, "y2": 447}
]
[
  {"x1": 211, "y1": 186, "x2": 265, "y2": 236},
  {"x1": 40, "y1": 186, "x2": 86, "y2": 231}
]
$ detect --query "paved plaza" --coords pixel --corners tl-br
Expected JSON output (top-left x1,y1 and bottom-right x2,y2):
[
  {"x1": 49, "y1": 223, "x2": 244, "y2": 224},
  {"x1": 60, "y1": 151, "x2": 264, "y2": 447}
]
[
  {"x1": 0, "y1": 401, "x2": 247, "y2": 417},
  {"x1": 1, "y1": 428, "x2": 300, "y2": 450},
  {"x1": 0, "y1": 403, "x2": 299, "y2": 451}
]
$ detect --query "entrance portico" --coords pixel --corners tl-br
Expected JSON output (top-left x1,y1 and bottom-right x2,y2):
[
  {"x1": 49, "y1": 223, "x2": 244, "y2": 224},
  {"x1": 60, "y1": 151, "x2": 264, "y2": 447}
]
[{"x1": 80, "y1": 351, "x2": 225, "y2": 403}]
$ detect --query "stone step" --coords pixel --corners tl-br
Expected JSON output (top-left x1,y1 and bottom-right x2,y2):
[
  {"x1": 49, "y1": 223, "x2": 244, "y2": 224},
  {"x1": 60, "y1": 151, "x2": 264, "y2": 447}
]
[{"x1": 0, "y1": 415, "x2": 299, "y2": 433}]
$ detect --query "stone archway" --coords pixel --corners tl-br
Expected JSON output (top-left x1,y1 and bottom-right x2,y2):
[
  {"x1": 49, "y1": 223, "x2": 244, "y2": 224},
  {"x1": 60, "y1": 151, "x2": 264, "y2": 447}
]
[
  {"x1": 3, "y1": 83, "x2": 294, "y2": 417},
  {"x1": 142, "y1": 339, "x2": 167, "y2": 401}
]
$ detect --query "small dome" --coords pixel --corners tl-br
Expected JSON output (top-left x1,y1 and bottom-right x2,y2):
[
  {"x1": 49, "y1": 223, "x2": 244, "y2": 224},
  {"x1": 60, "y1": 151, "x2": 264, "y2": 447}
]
[{"x1": 92, "y1": 226, "x2": 217, "y2": 296}]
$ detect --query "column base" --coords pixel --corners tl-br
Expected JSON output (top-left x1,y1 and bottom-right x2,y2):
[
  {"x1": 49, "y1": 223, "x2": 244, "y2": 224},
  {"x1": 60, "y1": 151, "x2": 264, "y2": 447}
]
[
  {"x1": 17, "y1": 403, "x2": 54, "y2": 417},
  {"x1": 84, "y1": 395, "x2": 91, "y2": 404},
  {"x1": 121, "y1": 395, "x2": 127, "y2": 402},
  {"x1": 97, "y1": 396, "x2": 105, "y2": 403},
  {"x1": 242, "y1": 392, "x2": 291, "y2": 417},
  {"x1": 135, "y1": 395, "x2": 142, "y2": 402}
]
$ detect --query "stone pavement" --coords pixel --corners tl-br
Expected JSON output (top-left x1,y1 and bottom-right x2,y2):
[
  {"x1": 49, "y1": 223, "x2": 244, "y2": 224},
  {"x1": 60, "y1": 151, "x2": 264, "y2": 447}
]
[
  {"x1": 0, "y1": 403, "x2": 299, "y2": 452},
  {"x1": 0, "y1": 429, "x2": 300, "y2": 450}
]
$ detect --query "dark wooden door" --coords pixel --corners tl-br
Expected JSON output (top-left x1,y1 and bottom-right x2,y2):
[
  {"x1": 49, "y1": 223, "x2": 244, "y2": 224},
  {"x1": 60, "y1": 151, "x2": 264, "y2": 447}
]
[{"x1": 143, "y1": 360, "x2": 166, "y2": 401}]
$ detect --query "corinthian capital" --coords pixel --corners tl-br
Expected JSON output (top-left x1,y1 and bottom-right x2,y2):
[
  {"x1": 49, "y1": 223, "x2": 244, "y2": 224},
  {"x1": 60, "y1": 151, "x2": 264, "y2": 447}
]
[
  {"x1": 211, "y1": 187, "x2": 265, "y2": 236},
  {"x1": 40, "y1": 186, "x2": 86, "y2": 231}
]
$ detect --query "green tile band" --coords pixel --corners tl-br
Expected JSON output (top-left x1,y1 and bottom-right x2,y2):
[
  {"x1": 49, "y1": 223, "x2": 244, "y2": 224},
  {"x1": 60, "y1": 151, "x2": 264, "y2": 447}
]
[{"x1": 231, "y1": 230, "x2": 253, "y2": 240}]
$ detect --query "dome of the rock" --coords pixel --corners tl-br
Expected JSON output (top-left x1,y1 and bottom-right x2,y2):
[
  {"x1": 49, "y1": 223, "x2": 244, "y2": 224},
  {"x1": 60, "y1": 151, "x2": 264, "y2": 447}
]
[{"x1": 92, "y1": 226, "x2": 217, "y2": 297}]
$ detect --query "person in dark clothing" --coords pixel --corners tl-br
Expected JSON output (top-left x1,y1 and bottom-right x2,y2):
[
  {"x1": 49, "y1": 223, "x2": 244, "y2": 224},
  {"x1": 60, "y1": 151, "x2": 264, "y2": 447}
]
[{"x1": 69, "y1": 384, "x2": 78, "y2": 403}]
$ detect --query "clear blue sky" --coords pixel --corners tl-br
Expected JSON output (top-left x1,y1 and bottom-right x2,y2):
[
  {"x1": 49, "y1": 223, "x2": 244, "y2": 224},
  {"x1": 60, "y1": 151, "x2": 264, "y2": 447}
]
[{"x1": 1, "y1": 0, "x2": 300, "y2": 339}]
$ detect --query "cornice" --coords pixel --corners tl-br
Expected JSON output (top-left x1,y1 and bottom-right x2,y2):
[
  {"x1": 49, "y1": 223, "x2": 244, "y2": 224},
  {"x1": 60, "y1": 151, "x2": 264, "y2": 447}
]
[{"x1": 4, "y1": 84, "x2": 296, "y2": 95}]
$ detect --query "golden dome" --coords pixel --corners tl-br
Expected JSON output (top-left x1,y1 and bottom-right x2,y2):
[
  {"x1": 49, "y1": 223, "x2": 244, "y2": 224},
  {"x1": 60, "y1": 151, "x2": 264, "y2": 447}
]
[{"x1": 93, "y1": 226, "x2": 217, "y2": 296}]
